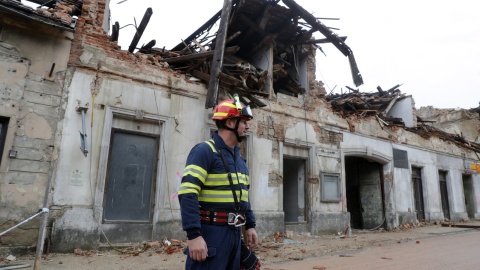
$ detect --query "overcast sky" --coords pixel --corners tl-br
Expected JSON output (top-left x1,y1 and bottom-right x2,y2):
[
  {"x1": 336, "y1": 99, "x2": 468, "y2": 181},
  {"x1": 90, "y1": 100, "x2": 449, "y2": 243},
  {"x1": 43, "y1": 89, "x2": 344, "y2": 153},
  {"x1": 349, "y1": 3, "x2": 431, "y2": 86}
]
[{"x1": 107, "y1": 0, "x2": 480, "y2": 109}]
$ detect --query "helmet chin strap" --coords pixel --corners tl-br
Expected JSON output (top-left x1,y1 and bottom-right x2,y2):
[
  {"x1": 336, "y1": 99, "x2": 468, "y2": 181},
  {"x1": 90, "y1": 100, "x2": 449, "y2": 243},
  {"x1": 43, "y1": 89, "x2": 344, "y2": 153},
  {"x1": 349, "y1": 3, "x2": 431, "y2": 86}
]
[{"x1": 224, "y1": 118, "x2": 246, "y2": 143}]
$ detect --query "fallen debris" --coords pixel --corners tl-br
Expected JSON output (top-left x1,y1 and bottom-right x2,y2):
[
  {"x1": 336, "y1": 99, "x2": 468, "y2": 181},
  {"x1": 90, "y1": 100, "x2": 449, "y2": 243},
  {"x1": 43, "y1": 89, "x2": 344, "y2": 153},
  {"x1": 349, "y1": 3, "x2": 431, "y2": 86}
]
[
  {"x1": 273, "y1": 231, "x2": 283, "y2": 243},
  {"x1": 326, "y1": 84, "x2": 406, "y2": 122},
  {"x1": 4, "y1": 256, "x2": 15, "y2": 262}
]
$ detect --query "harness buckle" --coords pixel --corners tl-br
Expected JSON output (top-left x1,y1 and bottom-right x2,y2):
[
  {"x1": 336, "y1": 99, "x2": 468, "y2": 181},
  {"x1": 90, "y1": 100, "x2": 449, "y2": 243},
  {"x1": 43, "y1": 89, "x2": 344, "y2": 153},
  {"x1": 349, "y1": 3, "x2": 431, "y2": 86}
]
[{"x1": 228, "y1": 212, "x2": 246, "y2": 227}]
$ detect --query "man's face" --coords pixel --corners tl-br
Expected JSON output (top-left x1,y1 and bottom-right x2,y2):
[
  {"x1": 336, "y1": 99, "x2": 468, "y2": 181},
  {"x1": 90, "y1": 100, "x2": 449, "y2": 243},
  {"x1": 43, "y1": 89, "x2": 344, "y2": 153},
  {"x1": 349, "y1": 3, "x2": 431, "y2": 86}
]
[{"x1": 226, "y1": 118, "x2": 250, "y2": 137}]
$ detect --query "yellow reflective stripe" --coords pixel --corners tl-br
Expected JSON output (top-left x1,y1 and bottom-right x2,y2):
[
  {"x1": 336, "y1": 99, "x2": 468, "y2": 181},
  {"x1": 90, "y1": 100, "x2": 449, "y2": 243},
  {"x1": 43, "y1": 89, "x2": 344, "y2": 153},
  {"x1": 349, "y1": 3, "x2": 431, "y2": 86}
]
[
  {"x1": 236, "y1": 174, "x2": 249, "y2": 185},
  {"x1": 213, "y1": 112, "x2": 228, "y2": 117},
  {"x1": 204, "y1": 178, "x2": 231, "y2": 186},
  {"x1": 198, "y1": 190, "x2": 249, "y2": 203},
  {"x1": 178, "y1": 183, "x2": 201, "y2": 195},
  {"x1": 183, "y1": 164, "x2": 207, "y2": 183},
  {"x1": 199, "y1": 196, "x2": 234, "y2": 203},
  {"x1": 241, "y1": 191, "x2": 249, "y2": 201},
  {"x1": 204, "y1": 140, "x2": 217, "y2": 153},
  {"x1": 204, "y1": 173, "x2": 249, "y2": 186}
]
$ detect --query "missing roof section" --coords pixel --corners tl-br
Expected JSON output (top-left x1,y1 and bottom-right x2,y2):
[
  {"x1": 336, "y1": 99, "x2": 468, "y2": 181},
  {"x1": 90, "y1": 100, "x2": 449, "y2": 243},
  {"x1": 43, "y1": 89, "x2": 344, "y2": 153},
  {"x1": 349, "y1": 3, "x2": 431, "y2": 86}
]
[{"x1": 135, "y1": 0, "x2": 363, "y2": 108}]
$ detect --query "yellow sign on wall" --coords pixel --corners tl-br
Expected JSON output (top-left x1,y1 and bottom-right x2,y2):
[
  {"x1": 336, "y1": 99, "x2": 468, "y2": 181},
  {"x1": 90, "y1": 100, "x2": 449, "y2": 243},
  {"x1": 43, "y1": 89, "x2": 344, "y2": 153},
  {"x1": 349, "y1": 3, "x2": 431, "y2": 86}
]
[{"x1": 470, "y1": 164, "x2": 480, "y2": 173}]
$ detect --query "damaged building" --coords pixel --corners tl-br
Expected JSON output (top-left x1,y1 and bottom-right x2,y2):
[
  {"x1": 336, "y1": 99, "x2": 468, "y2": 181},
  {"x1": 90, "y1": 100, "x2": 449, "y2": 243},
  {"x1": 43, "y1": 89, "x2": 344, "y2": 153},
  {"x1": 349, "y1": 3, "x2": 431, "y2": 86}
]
[{"x1": 1, "y1": 0, "x2": 479, "y2": 255}]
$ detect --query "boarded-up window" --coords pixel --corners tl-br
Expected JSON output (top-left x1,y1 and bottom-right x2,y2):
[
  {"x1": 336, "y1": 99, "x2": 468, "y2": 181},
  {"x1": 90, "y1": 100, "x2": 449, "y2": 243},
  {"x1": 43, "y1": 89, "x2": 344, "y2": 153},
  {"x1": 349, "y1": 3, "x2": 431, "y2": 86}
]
[
  {"x1": 103, "y1": 130, "x2": 158, "y2": 222},
  {"x1": 393, "y1": 149, "x2": 408, "y2": 169}
]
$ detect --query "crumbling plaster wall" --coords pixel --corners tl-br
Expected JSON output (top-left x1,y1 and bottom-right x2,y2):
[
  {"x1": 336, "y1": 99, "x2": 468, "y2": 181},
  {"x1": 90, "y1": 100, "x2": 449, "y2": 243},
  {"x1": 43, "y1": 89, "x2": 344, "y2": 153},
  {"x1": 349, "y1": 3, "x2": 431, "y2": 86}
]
[
  {"x1": 416, "y1": 106, "x2": 480, "y2": 143},
  {"x1": 50, "y1": 16, "x2": 223, "y2": 247},
  {"x1": 0, "y1": 21, "x2": 72, "y2": 248},
  {"x1": 408, "y1": 146, "x2": 471, "y2": 221},
  {"x1": 342, "y1": 119, "x2": 477, "y2": 225},
  {"x1": 245, "y1": 92, "x2": 349, "y2": 234}
]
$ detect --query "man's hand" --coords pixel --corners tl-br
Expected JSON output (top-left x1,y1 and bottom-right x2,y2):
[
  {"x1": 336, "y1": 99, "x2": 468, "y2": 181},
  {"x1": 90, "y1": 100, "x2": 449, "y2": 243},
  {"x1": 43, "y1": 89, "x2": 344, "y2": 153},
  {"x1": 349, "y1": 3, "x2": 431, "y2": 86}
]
[
  {"x1": 245, "y1": 228, "x2": 258, "y2": 249},
  {"x1": 187, "y1": 236, "x2": 208, "y2": 261}
]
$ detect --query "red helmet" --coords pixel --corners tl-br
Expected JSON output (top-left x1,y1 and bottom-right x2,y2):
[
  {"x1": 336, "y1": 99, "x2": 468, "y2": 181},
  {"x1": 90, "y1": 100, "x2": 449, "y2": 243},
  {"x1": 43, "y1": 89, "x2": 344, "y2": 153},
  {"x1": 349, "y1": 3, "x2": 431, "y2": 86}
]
[{"x1": 212, "y1": 97, "x2": 253, "y2": 121}]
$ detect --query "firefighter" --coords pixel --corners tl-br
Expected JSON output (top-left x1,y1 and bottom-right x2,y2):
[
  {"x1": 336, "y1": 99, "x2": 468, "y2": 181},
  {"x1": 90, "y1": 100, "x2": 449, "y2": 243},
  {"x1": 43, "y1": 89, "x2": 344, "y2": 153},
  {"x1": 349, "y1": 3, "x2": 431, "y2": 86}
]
[{"x1": 178, "y1": 94, "x2": 259, "y2": 269}]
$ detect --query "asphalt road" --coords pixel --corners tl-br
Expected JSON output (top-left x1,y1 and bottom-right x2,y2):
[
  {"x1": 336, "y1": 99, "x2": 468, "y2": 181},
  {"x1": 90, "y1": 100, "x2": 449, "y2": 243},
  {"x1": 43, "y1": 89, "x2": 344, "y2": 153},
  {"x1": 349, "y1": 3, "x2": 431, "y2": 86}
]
[{"x1": 267, "y1": 230, "x2": 480, "y2": 270}]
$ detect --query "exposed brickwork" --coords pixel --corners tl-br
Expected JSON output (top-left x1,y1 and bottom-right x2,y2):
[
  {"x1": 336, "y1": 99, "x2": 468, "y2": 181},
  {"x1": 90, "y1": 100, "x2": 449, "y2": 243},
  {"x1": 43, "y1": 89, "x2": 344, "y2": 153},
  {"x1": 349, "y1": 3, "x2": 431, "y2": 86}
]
[
  {"x1": 69, "y1": 0, "x2": 170, "y2": 74},
  {"x1": 314, "y1": 126, "x2": 342, "y2": 146},
  {"x1": 305, "y1": 45, "x2": 327, "y2": 98}
]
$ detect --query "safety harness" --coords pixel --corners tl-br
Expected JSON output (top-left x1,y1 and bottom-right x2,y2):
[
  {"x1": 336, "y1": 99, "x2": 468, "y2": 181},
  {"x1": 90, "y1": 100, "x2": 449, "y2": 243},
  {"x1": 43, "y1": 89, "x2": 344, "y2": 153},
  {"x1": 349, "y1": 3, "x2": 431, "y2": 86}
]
[{"x1": 200, "y1": 139, "x2": 246, "y2": 227}]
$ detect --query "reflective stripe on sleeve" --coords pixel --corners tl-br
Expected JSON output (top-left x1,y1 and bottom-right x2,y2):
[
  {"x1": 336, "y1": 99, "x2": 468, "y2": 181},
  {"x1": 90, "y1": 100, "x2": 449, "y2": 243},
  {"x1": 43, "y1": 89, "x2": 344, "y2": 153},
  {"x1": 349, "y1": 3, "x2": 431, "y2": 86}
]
[
  {"x1": 183, "y1": 164, "x2": 208, "y2": 183},
  {"x1": 178, "y1": 182, "x2": 201, "y2": 195}
]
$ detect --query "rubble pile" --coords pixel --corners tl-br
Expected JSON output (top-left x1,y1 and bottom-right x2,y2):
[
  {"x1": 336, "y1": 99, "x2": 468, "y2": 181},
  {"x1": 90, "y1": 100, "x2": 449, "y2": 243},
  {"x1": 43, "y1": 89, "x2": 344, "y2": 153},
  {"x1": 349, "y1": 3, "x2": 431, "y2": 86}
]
[
  {"x1": 72, "y1": 238, "x2": 186, "y2": 257},
  {"x1": 326, "y1": 84, "x2": 407, "y2": 124},
  {"x1": 327, "y1": 85, "x2": 480, "y2": 154}
]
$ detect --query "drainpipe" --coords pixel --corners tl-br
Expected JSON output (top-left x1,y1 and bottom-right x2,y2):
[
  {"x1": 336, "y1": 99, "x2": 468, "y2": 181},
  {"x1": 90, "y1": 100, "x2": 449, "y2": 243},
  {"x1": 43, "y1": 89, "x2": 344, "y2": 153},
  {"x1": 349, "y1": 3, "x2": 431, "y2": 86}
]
[{"x1": 33, "y1": 156, "x2": 57, "y2": 270}]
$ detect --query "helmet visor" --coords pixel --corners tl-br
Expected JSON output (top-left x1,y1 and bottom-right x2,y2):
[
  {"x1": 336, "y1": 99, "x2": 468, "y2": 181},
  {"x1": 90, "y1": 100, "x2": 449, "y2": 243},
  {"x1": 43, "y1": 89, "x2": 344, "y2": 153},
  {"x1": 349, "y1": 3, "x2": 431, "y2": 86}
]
[
  {"x1": 241, "y1": 105, "x2": 253, "y2": 119},
  {"x1": 232, "y1": 94, "x2": 253, "y2": 119}
]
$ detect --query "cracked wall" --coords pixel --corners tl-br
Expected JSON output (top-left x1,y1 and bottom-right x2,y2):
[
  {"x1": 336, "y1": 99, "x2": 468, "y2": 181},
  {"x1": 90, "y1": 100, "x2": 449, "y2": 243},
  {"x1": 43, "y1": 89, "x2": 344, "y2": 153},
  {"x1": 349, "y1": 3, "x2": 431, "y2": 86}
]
[{"x1": 0, "y1": 16, "x2": 72, "y2": 247}]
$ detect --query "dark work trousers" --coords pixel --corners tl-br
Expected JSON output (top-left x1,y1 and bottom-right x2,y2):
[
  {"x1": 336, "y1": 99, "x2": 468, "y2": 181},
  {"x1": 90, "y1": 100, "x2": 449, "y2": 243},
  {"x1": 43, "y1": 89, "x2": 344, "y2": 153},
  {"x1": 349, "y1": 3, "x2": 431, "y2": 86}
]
[{"x1": 184, "y1": 224, "x2": 242, "y2": 270}]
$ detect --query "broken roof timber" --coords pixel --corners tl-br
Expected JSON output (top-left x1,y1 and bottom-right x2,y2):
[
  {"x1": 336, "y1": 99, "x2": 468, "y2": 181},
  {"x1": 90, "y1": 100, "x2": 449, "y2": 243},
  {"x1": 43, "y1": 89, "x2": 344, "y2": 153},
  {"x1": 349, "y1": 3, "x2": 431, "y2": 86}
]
[
  {"x1": 170, "y1": 0, "x2": 240, "y2": 52},
  {"x1": 206, "y1": 0, "x2": 234, "y2": 109},
  {"x1": 128, "y1": 7, "x2": 153, "y2": 53},
  {"x1": 164, "y1": 0, "x2": 363, "y2": 105},
  {"x1": 281, "y1": 0, "x2": 363, "y2": 87},
  {"x1": 297, "y1": 36, "x2": 348, "y2": 45},
  {"x1": 160, "y1": 46, "x2": 239, "y2": 64}
]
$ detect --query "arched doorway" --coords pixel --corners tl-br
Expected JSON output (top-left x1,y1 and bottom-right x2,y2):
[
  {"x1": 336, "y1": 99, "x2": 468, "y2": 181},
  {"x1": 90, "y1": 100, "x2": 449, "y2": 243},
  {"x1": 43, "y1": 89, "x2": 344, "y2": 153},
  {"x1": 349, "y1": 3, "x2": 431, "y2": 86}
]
[{"x1": 345, "y1": 156, "x2": 386, "y2": 230}]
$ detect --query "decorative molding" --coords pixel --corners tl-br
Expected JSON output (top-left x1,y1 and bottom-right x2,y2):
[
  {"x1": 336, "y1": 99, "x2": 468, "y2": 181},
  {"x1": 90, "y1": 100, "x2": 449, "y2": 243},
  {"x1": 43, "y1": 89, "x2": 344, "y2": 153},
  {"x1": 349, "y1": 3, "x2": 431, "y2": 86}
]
[
  {"x1": 343, "y1": 147, "x2": 391, "y2": 164},
  {"x1": 94, "y1": 106, "x2": 170, "y2": 224}
]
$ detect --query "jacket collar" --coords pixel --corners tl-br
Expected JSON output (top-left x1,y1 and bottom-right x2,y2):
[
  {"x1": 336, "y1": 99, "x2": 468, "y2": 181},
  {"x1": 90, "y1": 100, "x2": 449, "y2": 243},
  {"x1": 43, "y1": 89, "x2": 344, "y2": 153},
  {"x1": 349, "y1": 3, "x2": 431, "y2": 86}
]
[{"x1": 212, "y1": 131, "x2": 238, "y2": 153}]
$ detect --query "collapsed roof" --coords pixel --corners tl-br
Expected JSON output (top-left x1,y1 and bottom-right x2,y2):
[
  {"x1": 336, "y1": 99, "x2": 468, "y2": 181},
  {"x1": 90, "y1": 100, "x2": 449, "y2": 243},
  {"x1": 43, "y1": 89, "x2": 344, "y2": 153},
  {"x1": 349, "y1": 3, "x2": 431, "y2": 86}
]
[
  {"x1": 326, "y1": 84, "x2": 407, "y2": 124},
  {"x1": 124, "y1": 0, "x2": 363, "y2": 108},
  {"x1": 326, "y1": 85, "x2": 480, "y2": 154},
  {"x1": 0, "y1": 0, "x2": 80, "y2": 31}
]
